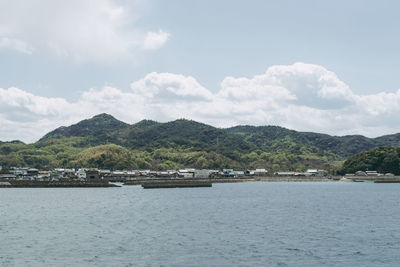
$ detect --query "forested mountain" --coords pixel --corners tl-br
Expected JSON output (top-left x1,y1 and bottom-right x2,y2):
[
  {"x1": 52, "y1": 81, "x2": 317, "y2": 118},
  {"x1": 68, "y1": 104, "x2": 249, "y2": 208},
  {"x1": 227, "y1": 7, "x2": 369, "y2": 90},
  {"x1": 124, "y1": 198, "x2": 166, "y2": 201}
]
[
  {"x1": 40, "y1": 113, "x2": 130, "y2": 143},
  {"x1": 1, "y1": 114, "x2": 400, "y2": 171},
  {"x1": 226, "y1": 126, "x2": 397, "y2": 157},
  {"x1": 340, "y1": 147, "x2": 400, "y2": 175}
]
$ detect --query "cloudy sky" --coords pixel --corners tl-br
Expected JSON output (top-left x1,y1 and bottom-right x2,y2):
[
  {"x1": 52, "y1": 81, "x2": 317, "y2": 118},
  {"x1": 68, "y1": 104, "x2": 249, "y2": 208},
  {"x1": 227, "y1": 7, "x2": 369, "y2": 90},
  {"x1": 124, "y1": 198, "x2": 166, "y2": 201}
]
[{"x1": 1, "y1": 0, "x2": 400, "y2": 142}]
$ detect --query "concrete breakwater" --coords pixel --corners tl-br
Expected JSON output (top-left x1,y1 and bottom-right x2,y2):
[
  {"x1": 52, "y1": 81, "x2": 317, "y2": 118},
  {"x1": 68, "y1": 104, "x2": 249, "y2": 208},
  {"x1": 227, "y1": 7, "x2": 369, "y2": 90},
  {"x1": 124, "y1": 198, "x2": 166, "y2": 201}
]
[
  {"x1": 124, "y1": 177, "x2": 257, "y2": 186},
  {"x1": 0, "y1": 180, "x2": 120, "y2": 188},
  {"x1": 142, "y1": 180, "x2": 212, "y2": 189},
  {"x1": 257, "y1": 176, "x2": 333, "y2": 182},
  {"x1": 374, "y1": 179, "x2": 400, "y2": 183},
  {"x1": 124, "y1": 176, "x2": 332, "y2": 186},
  {"x1": 340, "y1": 176, "x2": 400, "y2": 182}
]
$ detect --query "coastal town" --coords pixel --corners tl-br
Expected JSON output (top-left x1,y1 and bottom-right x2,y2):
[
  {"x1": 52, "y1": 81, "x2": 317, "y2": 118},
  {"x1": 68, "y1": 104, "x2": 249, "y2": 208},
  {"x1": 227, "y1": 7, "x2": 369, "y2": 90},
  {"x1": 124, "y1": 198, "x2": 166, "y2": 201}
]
[
  {"x1": 0, "y1": 165, "x2": 398, "y2": 186},
  {"x1": 0, "y1": 166, "x2": 327, "y2": 181}
]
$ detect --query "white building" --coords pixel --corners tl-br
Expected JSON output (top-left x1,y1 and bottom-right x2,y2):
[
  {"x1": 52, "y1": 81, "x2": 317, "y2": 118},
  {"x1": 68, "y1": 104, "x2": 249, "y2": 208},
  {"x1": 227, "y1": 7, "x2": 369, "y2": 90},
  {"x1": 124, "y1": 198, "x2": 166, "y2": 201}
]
[
  {"x1": 194, "y1": 169, "x2": 215, "y2": 178},
  {"x1": 254, "y1": 169, "x2": 268, "y2": 176},
  {"x1": 76, "y1": 169, "x2": 87, "y2": 180},
  {"x1": 179, "y1": 169, "x2": 195, "y2": 178}
]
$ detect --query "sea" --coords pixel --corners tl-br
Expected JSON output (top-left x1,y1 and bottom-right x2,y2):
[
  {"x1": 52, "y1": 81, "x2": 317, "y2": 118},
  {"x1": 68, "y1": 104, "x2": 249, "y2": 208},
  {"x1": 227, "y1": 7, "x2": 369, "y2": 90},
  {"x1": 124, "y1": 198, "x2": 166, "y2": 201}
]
[{"x1": 1, "y1": 182, "x2": 399, "y2": 267}]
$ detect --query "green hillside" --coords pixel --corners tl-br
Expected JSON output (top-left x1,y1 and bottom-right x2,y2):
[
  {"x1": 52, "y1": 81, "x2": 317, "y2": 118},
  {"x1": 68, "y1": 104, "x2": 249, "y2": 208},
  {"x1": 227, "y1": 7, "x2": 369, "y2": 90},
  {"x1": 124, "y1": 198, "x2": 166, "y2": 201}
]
[
  {"x1": 227, "y1": 126, "x2": 383, "y2": 157},
  {"x1": 340, "y1": 147, "x2": 400, "y2": 175},
  {"x1": 1, "y1": 114, "x2": 400, "y2": 171}
]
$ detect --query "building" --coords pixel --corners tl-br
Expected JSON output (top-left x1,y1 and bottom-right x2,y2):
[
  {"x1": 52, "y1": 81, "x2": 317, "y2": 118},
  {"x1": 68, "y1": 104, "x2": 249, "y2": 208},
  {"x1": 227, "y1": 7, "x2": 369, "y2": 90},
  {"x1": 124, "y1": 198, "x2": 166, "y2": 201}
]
[
  {"x1": 11, "y1": 167, "x2": 28, "y2": 177},
  {"x1": 157, "y1": 171, "x2": 170, "y2": 177},
  {"x1": 355, "y1": 171, "x2": 367, "y2": 176},
  {"x1": 178, "y1": 169, "x2": 195, "y2": 178},
  {"x1": 0, "y1": 174, "x2": 16, "y2": 180},
  {"x1": 139, "y1": 170, "x2": 151, "y2": 176},
  {"x1": 76, "y1": 169, "x2": 87, "y2": 180},
  {"x1": 233, "y1": 171, "x2": 245, "y2": 177},
  {"x1": 37, "y1": 171, "x2": 51, "y2": 181},
  {"x1": 306, "y1": 169, "x2": 328, "y2": 177},
  {"x1": 85, "y1": 169, "x2": 100, "y2": 180},
  {"x1": 99, "y1": 169, "x2": 112, "y2": 177},
  {"x1": 276, "y1": 171, "x2": 295, "y2": 176},
  {"x1": 167, "y1": 170, "x2": 179, "y2": 177},
  {"x1": 194, "y1": 169, "x2": 214, "y2": 178},
  {"x1": 366, "y1": 171, "x2": 381, "y2": 176},
  {"x1": 27, "y1": 168, "x2": 39, "y2": 177},
  {"x1": 254, "y1": 169, "x2": 268, "y2": 176}
]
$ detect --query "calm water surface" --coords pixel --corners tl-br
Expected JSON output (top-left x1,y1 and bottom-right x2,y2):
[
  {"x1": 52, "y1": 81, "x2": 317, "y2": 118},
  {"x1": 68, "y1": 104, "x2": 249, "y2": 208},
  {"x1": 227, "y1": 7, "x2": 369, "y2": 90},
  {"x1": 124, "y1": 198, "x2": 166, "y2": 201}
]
[{"x1": 1, "y1": 182, "x2": 399, "y2": 266}]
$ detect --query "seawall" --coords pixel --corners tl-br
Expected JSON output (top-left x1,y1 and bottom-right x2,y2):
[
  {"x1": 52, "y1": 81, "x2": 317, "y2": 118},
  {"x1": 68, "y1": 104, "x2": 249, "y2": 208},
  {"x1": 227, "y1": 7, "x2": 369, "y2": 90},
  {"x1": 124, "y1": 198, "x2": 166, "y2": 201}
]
[
  {"x1": 124, "y1": 176, "x2": 332, "y2": 186},
  {"x1": 0, "y1": 180, "x2": 120, "y2": 188}
]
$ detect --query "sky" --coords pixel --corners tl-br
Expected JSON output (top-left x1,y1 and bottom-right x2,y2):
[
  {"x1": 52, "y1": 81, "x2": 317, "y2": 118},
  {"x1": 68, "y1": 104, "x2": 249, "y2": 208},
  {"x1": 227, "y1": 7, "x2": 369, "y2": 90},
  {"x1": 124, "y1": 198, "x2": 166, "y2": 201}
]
[{"x1": 1, "y1": 0, "x2": 400, "y2": 142}]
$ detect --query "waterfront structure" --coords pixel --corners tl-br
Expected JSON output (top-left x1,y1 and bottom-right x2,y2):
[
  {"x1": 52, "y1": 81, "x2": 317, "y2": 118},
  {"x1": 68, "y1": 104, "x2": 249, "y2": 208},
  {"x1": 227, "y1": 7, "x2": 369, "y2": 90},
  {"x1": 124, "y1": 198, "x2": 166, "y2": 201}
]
[
  {"x1": 254, "y1": 169, "x2": 268, "y2": 176},
  {"x1": 85, "y1": 169, "x2": 100, "y2": 180},
  {"x1": 157, "y1": 171, "x2": 170, "y2": 177},
  {"x1": 355, "y1": 171, "x2": 367, "y2": 176},
  {"x1": 306, "y1": 169, "x2": 328, "y2": 176},
  {"x1": 37, "y1": 171, "x2": 51, "y2": 181},
  {"x1": 27, "y1": 168, "x2": 39, "y2": 176},
  {"x1": 194, "y1": 169, "x2": 214, "y2": 178},
  {"x1": 0, "y1": 166, "x2": 295, "y2": 180},
  {"x1": 11, "y1": 167, "x2": 28, "y2": 176},
  {"x1": 276, "y1": 171, "x2": 295, "y2": 176},
  {"x1": 139, "y1": 170, "x2": 151, "y2": 176},
  {"x1": 0, "y1": 174, "x2": 16, "y2": 180},
  {"x1": 76, "y1": 169, "x2": 87, "y2": 180},
  {"x1": 178, "y1": 169, "x2": 195, "y2": 178}
]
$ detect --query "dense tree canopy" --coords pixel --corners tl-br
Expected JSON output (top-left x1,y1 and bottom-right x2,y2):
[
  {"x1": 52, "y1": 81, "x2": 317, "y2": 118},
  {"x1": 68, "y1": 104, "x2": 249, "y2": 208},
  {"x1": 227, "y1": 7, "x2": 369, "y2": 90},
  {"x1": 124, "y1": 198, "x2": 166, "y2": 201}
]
[
  {"x1": 340, "y1": 147, "x2": 400, "y2": 175},
  {"x1": 2, "y1": 114, "x2": 400, "y2": 171}
]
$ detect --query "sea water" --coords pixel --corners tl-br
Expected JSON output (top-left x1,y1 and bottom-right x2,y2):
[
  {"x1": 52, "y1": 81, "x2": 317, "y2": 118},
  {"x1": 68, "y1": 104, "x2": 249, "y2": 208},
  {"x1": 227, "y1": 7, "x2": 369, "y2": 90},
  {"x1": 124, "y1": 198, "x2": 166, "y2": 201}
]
[{"x1": 1, "y1": 182, "x2": 399, "y2": 266}]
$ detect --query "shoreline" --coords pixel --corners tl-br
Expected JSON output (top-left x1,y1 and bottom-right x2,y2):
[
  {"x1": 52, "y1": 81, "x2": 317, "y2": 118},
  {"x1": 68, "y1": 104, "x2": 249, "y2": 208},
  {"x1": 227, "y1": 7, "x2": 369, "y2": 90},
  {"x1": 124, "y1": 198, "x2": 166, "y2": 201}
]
[
  {"x1": 0, "y1": 180, "x2": 120, "y2": 188},
  {"x1": 2, "y1": 176, "x2": 400, "y2": 188},
  {"x1": 124, "y1": 176, "x2": 334, "y2": 186}
]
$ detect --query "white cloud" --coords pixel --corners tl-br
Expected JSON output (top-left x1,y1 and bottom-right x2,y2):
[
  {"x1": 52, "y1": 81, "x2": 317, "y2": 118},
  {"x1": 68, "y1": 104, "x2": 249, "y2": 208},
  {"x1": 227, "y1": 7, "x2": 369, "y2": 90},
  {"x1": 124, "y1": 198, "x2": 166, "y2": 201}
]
[
  {"x1": 131, "y1": 72, "x2": 213, "y2": 101},
  {"x1": 0, "y1": 37, "x2": 34, "y2": 54},
  {"x1": 0, "y1": 87, "x2": 69, "y2": 118},
  {"x1": 0, "y1": 0, "x2": 169, "y2": 62},
  {"x1": 143, "y1": 30, "x2": 170, "y2": 50},
  {"x1": 2, "y1": 63, "x2": 400, "y2": 142}
]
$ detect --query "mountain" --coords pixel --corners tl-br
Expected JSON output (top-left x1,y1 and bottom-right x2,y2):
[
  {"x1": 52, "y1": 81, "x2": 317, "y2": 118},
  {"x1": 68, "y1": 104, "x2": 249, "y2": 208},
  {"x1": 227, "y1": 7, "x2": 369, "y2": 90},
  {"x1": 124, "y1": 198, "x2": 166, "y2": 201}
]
[
  {"x1": 340, "y1": 147, "x2": 400, "y2": 175},
  {"x1": 122, "y1": 119, "x2": 253, "y2": 153},
  {"x1": 40, "y1": 116, "x2": 254, "y2": 154},
  {"x1": 226, "y1": 126, "x2": 383, "y2": 157},
  {"x1": 2, "y1": 113, "x2": 400, "y2": 171},
  {"x1": 40, "y1": 113, "x2": 130, "y2": 141}
]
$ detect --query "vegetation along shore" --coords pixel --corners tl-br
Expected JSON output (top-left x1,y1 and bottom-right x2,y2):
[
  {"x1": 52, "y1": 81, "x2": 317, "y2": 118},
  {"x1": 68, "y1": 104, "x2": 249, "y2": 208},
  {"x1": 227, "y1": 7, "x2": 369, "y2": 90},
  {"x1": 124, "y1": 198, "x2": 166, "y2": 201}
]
[{"x1": 2, "y1": 113, "x2": 400, "y2": 178}]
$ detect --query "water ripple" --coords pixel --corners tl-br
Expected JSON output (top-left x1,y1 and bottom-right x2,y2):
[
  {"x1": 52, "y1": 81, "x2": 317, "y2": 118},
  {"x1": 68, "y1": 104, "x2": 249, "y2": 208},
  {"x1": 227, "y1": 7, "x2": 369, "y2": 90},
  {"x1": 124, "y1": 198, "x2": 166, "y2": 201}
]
[{"x1": 0, "y1": 183, "x2": 399, "y2": 266}]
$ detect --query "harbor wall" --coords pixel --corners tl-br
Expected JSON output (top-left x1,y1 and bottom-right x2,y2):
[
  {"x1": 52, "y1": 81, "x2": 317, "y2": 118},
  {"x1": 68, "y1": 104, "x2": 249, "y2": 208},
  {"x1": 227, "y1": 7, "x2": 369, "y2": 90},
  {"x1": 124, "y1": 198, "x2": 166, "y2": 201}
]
[{"x1": 0, "y1": 180, "x2": 119, "y2": 188}]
